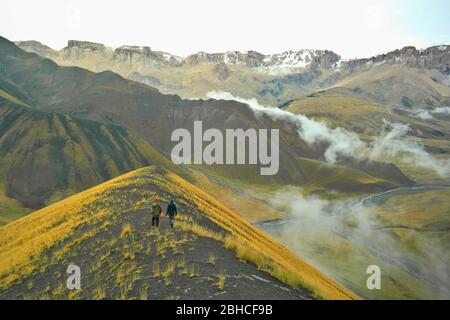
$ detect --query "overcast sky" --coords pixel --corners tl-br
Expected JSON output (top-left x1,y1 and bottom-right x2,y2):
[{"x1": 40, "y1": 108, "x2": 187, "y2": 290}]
[{"x1": 1, "y1": 0, "x2": 449, "y2": 58}]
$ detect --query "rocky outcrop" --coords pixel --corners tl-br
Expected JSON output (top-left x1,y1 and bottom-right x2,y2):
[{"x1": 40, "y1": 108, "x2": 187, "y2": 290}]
[
  {"x1": 113, "y1": 45, "x2": 183, "y2": 67},
  {"x1": 66, "y1": 40, "x2": 106, "y2": 51},
  {"x1": 115, "y1": 45, "x2": 152, "y2": 58},
  {"x1": 340, "y1": 45, "x2": 450, "y2": 74},
  {"x1": 183, "y1": 49, "x2": 341, "y2": 72},
  {"x1": 114, "y1": 45, "x2": 156, "y2": 64},
  {"x1": 61, "y1": 40, "x2": 106, "y2": 60},
  {"x1": 14, "y1": 40, "x2": 58, "y2": 58}
]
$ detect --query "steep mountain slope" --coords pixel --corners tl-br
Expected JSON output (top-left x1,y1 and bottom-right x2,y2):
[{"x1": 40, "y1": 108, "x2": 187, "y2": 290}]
[
  {"x1": 285, "y1": 87, "x2": 450, "y2": 143},
  {"x1": 14, "y1": 40, "x2": 58, "y2": 59},
  {"x1": 15, "y1": 40, "x2": 450, "y2": 107},
  {"x1": 339, "y1": 45, "x2": 450, "y2": 76},
  {"x1": 284, "y1": 87, "x2": 450, "y2": 182},
  {"x1": 1, "y1": 36, "x2": 412, "y2": 195},
  {"x1": 332, "y1": 64, "x2": 450, "y2": 108},
  {"x1": 0, "y1": 95, "x2": 175, "y2": 210},
  {"x1": 0, "y1": 166, "x2": 357, "y2": 300}
]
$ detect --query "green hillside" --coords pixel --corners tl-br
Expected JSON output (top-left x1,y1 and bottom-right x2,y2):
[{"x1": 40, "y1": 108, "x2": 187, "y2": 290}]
[{"x1": 0, "y1": 97, "x2": 174, "y2": 216}]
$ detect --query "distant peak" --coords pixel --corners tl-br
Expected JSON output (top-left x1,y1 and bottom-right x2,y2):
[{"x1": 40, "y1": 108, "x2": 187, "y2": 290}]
[
  {"x1": 14, "y1": 39, "x2": 57, "y2": 57},
  {"x1": 338, "y1": 44, "x2": 450, "y2": 74},
  {"x1": 114, "y1": 45, "x2": 152, "y2": 56},
  {"x1": 184, "y1": 49, "x2": 340, "y2": 73},
  {"x1": 67, "y1": 40, "x2": 106, "y2": 51},
  {"x1": 15, "y1": 40, "x2": 46, "y2": 46}
]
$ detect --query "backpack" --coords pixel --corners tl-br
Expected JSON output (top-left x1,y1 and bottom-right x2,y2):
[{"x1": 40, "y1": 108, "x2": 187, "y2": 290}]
[{"x1": 151, "y1": 203, "x2": 162, "y2": 217}]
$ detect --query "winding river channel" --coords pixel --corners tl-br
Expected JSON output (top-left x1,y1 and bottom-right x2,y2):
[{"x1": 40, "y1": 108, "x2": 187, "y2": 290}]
[
  {"x1": 254, "y1": 184, "x2": 450, "y2": 299},
  {"x1": 256, "y1": 184, "x2": 450, "y2": 228}
]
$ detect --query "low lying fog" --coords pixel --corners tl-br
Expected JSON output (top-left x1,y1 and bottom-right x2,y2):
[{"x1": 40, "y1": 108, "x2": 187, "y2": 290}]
[{"x1": 206, "y1": 91, "x2": 450, "y2": 178}]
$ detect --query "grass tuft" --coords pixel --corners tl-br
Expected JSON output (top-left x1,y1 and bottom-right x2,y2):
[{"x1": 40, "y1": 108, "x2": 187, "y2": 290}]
[
  {"x1": 207, "y1": 252, "x2": 216, "y2": 265},
  {"x1": 120, "y1": 223, "x2": 133, "y2": 238},
  {"x1": 216, "y1": 269, "x2": 226, "y2": 290}
]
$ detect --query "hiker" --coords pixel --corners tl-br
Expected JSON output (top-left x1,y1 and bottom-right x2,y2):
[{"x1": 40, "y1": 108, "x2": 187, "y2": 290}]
[
  {"x1": 166, "y1": 199, "x2": 178, "y2": 228},
  {"x1": 151, "y1": 198, "x2": 162, "y2": 228}
]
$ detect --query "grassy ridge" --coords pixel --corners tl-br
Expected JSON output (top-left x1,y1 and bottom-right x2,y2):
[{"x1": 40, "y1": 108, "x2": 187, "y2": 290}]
[
  {"x1": 0, "y1": 166, "x2": 358, "y2": 300},
  {"x1": 163, "y1": 170, "x2": 358, "y2": 299}
]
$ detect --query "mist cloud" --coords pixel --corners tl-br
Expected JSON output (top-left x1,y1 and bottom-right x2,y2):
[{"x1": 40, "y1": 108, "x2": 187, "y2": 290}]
[
  {"x1": 207, "y1": 91, "x2": 366, "y2": 163},
  {"x1": 370, "y1": 120, "x2": 450, "y2": 177},
  {"x1": 262, "y1": 187, "x2": 450, "y2": 299},
  {"x1": 411, "y1": 106, "x2": 450, "y2": 120},
  {"x1": 206, "y1": 91, "x2": 267, "y2": 110},
  {"x1": 206, "y1": 91, "x2": 450, "y2": 178}
]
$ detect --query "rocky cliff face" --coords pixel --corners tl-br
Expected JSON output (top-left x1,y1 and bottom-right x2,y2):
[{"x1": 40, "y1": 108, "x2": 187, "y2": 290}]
[
  {"x1": 61, "y1": 40, "x2": 106, "y2": 60},
  {"x1": 340, "y1": 45, "x2": 450, "y2": 75},
  {"x1": 15, "y1": 40, "x2": 450, "y2": 76},
  {"x1": 16, "y1": 40, "x2": 341, "y2": 72},
  {"x1": 113, "y1": 45, "x2": 183, "y2": 67},
  {"x1": 67, "y1": 40, "x2": 106, "y2": 51},
  {"x1": 183, "y1": 49, "x2": 341, "y2": 72}
]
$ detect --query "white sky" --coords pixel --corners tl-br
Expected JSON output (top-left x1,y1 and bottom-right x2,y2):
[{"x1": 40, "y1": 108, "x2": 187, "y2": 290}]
[{"x1": 1, "y1": 0, "x2": 448, "y2": 59}]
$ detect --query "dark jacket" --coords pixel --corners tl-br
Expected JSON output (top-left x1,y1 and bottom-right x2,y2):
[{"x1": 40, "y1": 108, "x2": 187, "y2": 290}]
[{"x1": 166, "y1": 200, "x2": 177, "y2": 218}]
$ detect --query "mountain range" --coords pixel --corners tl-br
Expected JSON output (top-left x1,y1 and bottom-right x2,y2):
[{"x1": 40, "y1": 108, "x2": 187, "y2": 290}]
[
  {"x1": 16, "y1": 40, "x2": 450, "y2": 108},
  {"x1": 0, "y1": 36, "x2": 415, "y2": 214}
]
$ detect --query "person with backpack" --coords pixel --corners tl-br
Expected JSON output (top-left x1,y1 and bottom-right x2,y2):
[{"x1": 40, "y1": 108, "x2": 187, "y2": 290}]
[
  {"x1": 166, "y1": 199, "x2": 178, "y2": 228},
  {"x1": 151, "y1": 198, "x2": 162, "y2": 228}
]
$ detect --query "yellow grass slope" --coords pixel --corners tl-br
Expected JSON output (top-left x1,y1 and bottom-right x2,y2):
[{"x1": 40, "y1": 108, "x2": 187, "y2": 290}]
[{"x1": 0, "y1": 166, "x2": 358, "y2": 300}]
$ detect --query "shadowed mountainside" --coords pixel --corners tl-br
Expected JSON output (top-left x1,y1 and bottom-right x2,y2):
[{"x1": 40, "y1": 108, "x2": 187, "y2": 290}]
[{"x1": 0, "y1": 96, "x2": 176, "y2": 209}]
